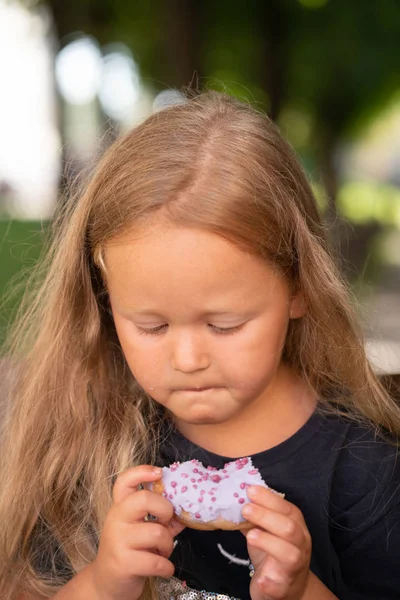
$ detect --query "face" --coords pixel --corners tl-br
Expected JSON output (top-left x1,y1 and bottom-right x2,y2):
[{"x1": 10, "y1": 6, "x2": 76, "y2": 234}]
[{"x1": 105, "y1": 222, "x2": 304, "y2": 429}]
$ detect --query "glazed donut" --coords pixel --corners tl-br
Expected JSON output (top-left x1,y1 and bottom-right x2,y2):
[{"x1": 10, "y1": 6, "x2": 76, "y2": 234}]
[{"x1": 151, "y1": 457, "x2": 282, "y2": 531}]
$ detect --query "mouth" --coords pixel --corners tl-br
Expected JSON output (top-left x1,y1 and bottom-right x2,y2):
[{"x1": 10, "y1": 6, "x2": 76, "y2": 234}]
[{"x1": 175, "y1": 386, "x2": 222, "y2": 392}]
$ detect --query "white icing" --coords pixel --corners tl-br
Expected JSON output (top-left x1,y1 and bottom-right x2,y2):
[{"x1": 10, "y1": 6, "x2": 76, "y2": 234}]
[{"x1": 159, "y1": 457, "x2": 269, "y2": 524}]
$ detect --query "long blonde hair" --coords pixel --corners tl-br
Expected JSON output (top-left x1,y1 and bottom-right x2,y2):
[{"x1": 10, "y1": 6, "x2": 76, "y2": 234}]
[{"x1": 0, "y1": 90, "x2": 398, "y2": 599}]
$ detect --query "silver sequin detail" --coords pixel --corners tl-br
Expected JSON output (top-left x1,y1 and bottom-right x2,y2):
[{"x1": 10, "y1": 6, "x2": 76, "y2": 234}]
[{"x1": 157, "y1": 576, "x2": 241, "y2": 600}]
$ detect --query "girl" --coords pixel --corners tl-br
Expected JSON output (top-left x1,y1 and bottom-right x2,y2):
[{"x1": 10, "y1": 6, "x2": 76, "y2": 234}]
[{"x1": 0, "y1": 91, "x2": 399, "y2": 600}]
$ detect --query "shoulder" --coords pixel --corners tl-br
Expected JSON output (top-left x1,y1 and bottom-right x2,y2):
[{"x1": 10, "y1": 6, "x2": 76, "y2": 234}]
[
  {"x1": 329, "y1": 414, "x2": 399, "y2": 480},
  {"x1": 323, "y1": 413, "x2": 400, "y2": 526}
]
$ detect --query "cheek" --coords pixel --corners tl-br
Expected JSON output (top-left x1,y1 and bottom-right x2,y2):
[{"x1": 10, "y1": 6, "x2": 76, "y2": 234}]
[
  {"x1": 114, "y1": 322, "x2": 165, "y2": 383},
  {"x1": 224, "y1": 319, "x2": 288, "y2": 380}
]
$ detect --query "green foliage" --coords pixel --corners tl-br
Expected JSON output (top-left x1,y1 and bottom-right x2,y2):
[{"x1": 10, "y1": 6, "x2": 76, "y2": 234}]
[
  {"x1": 0, "y1": 220, "x2": 47, "y2": 348},
  {"x1": 288, "y1": 0, "x2": 400, "y2": 138}
]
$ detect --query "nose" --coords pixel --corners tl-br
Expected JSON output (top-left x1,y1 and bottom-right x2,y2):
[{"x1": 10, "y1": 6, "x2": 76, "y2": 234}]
[{"x1": 170, "y1": 329, "x2": 210, "y2": 373}]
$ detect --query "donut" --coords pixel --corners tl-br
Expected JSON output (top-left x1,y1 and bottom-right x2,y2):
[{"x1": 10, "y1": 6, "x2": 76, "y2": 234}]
[{"x1": 150, "y1": 457, "x2": 282, "y2": 530}]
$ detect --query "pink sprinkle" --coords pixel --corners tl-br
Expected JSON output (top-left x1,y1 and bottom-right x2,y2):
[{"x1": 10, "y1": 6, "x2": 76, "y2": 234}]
[
  {"x1": 211, "y1": 497, "x2": 217, "y2": 502},
  {"x1": 233, "y1": 492, "x2": 239, "y2": 498},
  {"x1": 181, "y1": 486, "x2": 188, "y2": 493},
  {"x1": 189, "y1": 503, "x2": 193, "y2": 507},
  {"x1": 190, "y1": 478, "x2": 196, "y2": 483},
  {"x1": 240, "y1": 482, "x2": 246, "y2": 489},
  {"x1": 195, "y1": 512, "x2": 201, "y2": 519},
  {"x1": 211, "y1": 475, "x2": 221, "y2": 483},
  {"x1": 249, "y1": 469, "x2": 258, "y2": 475},
  {"x1": 193, "y1": 468, "x2": 199, "y2": 473},
  {"x1": 197, "y1": 478, "x2": 202, "y2": 483},
  {"x1": 198, "y1": 497, "x2": 203, "y2": 503},
  {"x1": 239, "y1": 498, "x2": 245, "y2": 504},
  {"x1": 208, "y1": 491, "x2": 214, "y2": 495},
  {"x1": 181, "y1": 473, "x2": 189, "y2": 478},
  {"x1": 193, "y1": 484, "x2": 198, "y2": 489},
  {"x1": 200, "y1": 490, "x2": 206, "y2": 495},
  {"x1": 171, "y1": 481, "x2": 177, "y2": 488},
  {"x1": 207, "y1": 466, "x2": 217, "y2": 471},
  {"x1": 169, "y1": 494, "x2": 173, "y2": 499}
]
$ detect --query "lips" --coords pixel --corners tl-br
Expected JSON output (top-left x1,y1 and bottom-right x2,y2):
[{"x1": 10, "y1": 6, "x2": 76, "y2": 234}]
[{"x1": 175, "y1": 386, "x2": 222, "y2": 392}]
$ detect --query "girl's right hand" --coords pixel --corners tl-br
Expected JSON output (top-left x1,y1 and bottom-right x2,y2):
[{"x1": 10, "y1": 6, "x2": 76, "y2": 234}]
[{"x1": 89, "y1": 465, "x2": 185, "y2": 600}]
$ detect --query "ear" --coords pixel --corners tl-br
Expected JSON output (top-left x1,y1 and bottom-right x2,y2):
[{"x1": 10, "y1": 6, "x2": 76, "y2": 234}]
[{"x1": 289, "y1": 290, "x2": 306, "y2": 319}]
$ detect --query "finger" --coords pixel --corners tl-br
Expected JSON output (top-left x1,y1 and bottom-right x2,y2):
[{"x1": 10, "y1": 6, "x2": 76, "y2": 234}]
[
  {"x1": 168, "y1": 518, "x2": 186, "y2": 538},
  {"x1": 247, "y1": 487, "x2": 308, "y2": 533},
  {"x1": 253, "y1": 568, "x2": 290, "y2": 600},
  {"x1": 246, "y1": 529, "x2": 306, "y2": 573},
  {"x1": 128, "y1": 549, "x2": 175, "y2": 579},
  {"x1": 123, "y1": 522, "x2": 174, "y2": 558},
  {"x1": 113, "y1": 465, "x2": 162, "y2": 504},
  {"x1": 242, "y1": 504, "x2": 305, "y2": 547},
  {"x1": 118, "y1": 489, "x2": 175, "y2": 524}
]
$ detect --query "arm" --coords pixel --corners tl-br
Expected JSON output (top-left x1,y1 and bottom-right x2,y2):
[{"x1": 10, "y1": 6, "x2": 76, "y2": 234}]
[
  {"x1": 301, "y1": 572, "x2": 339, "y2": 600},
  {"x1": 19, "y1": 565, "x2": 99, "y2": 600}
]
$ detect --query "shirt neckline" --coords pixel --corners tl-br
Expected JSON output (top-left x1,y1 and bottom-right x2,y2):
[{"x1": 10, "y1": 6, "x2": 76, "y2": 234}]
[{"x1": 159, "y1": 408, "x2": 328, "y2": 469}]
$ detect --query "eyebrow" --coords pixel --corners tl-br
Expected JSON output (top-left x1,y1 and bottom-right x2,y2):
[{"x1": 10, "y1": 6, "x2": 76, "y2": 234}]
[{"x1": 122, "y1": 309, "x2": 247, "y2": 318}]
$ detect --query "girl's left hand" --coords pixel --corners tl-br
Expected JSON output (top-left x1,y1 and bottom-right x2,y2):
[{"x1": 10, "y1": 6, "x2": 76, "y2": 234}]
[{"x1": 241, "y1": 486, "x2": 312, "y2": 600}]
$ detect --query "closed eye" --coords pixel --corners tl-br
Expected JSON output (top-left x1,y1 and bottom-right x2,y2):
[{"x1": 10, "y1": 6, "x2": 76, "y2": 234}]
[
  {"x1": 136, "y1": 323, "x2": 245, "y2": 336},
  {"x1": 208, "y1": 324, "x2": 244, "y2": 335},
  {"x1": 136, "y1": 324, "x2": 167, "y2": 336}
]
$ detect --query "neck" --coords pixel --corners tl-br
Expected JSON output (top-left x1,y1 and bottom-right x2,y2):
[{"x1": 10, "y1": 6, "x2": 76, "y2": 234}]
[{"x1": 174, "y1": 364, "x2": 317, "y2": 458}]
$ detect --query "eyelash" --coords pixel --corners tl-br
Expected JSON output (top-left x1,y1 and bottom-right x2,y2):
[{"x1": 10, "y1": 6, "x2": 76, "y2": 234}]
[{"x1": 136, "y1": 324, "x2": 243, "y2": 336}]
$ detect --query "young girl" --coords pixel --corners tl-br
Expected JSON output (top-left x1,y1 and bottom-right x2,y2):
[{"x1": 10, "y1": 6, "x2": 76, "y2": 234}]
[{"x1": 0, "y1": 91, "x2": 399, "y2": 600}]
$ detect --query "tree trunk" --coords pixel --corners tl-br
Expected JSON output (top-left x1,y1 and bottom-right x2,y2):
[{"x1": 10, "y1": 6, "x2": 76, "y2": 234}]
[
  {"x1": 317, "y1": 126, "x2": 346, "y2": 267},
  {"x1": 257, "y1": 0, "x2": 289, "y2": 121},
  {"x1": 319, "y1": 127, "x2": 339, "y2": 229},
  {"x1": 163, "y1": 0, "x2": 205, "y2": 90}
]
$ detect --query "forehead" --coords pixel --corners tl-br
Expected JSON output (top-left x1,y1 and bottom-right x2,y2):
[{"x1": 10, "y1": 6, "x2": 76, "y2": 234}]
[{"x1": 104, "y1": 223, "x2": 287, "y2": 307}]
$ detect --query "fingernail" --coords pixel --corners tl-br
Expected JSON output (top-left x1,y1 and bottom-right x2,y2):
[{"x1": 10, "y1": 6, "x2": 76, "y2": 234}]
[
  {"x1": 247, "y1": 486, "x2": 257, "y2": 497},
  {"x1": 242, "y1": 505, "x2": 253, "y2": 517},
  {"x1": 153, "y1": 467, "x2": 162, "y2": 475},
  {"x1": 247, "y1": 529, "x2": 259, "y2": 541}
]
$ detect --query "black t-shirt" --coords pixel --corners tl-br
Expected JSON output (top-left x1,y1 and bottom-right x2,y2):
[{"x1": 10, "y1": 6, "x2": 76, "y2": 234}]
[{"x1": 158, "y1": 411, "x2": 400, "y2": 600}]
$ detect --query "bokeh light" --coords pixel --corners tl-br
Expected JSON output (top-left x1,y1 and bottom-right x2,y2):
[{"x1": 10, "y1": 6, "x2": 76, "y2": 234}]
[
  {"x1": 99, "y1": 45, "x2": 141, "y2": 122},
  {"x1": 152, "y1": 89, "x2": 187, "y2": 113},
  {"x1": 55, "y1": 36, "x2": 101, "y2": 105}
]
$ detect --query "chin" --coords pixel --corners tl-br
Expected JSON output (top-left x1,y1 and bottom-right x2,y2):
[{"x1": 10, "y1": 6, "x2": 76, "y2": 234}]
[{"x1": 178, "y1": 409, "x2": 233, "y2": 426}]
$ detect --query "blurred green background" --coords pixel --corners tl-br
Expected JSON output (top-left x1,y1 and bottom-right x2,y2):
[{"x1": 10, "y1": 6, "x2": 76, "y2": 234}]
[{"x1": 0, "y1": 0, "x2": 399, "y2": 374}]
